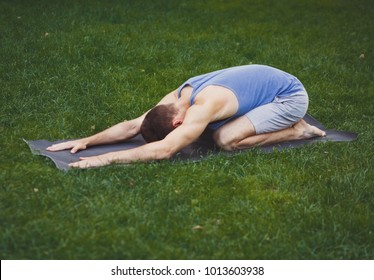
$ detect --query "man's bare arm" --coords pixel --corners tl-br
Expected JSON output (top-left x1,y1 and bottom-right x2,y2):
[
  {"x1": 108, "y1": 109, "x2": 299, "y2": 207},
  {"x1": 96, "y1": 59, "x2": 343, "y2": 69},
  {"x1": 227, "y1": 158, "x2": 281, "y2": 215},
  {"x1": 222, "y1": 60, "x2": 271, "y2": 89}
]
[
  {"x1": 47, "y1": 89, "x2": 179, "y2": 153},
  {"x1": 69, "y1": 102, "x2": 214, "y2": 168},
  {"x1": 46, "y1": 117, "x2": 143, "y2": 153}
]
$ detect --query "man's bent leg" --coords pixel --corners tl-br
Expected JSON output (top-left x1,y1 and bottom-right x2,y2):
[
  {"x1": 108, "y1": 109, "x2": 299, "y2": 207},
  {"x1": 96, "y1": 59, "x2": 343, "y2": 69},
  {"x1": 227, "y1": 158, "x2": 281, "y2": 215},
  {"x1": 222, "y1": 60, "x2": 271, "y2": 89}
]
[
  {"x1": 213, "y1": 116, "x2": 325, "y2": 151},
  {"x1": 213, "y1": 90, "x2": 325, "y2": 151},
  {"x1": 213, "y1": 115, "x2": 256, "y2": 150}
]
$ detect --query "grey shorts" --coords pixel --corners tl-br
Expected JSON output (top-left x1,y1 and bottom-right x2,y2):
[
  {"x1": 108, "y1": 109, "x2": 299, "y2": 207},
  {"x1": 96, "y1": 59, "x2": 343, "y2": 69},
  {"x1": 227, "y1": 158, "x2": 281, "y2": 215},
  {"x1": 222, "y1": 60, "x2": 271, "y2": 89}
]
[{"x1": 245, "y1": 90, "x2": 309, "y2": 134}]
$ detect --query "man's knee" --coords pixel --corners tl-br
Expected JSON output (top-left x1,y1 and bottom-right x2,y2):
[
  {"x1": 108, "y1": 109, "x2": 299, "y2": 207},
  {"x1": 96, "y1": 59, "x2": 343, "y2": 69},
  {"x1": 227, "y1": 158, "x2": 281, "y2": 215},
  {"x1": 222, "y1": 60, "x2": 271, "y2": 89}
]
[
  {"x1": 213, "y1": 130, "x2": 237, "y2": 151},
  {"x1": 213, "y1": 116, "x2": 256, "y2": 151}
]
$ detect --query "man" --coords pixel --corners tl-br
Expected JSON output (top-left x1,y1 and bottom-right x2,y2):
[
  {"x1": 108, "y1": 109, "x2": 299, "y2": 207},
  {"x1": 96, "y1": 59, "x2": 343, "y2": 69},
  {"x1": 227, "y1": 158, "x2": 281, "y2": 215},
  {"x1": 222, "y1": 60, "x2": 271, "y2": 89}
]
[{"x1": 47, "y1": 64, "x2": 325, "y2": 168}]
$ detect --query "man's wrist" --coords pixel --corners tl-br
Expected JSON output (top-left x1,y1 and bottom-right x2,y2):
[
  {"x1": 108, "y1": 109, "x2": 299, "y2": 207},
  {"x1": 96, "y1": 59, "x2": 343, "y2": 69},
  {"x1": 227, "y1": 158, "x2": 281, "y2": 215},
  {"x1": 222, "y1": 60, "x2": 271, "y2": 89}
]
[{"x1": 82, "y1": 136, "x2": 93, "y2": 147}]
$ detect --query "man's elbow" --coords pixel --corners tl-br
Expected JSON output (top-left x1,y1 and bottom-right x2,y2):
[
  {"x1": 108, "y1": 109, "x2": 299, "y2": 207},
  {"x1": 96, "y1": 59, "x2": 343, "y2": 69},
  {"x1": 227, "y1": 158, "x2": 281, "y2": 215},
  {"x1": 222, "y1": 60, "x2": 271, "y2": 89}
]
[
  {"x1": 153, "y1": 143, "x2": 178, "y2": 160},
  {"x1": 157, "y1": 147, "x2": 175, "y2": 160}
]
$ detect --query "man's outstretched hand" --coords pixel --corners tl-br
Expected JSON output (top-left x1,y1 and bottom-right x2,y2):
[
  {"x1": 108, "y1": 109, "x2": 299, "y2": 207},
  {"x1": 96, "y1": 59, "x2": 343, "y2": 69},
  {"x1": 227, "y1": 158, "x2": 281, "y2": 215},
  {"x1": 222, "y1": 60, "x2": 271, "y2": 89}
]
[
  {"x1": 46, "y1": 140, "x2": 88, "y2": 154},
  {"x1": 69, "y1": 155, "x2": 111, "y2": 169}
]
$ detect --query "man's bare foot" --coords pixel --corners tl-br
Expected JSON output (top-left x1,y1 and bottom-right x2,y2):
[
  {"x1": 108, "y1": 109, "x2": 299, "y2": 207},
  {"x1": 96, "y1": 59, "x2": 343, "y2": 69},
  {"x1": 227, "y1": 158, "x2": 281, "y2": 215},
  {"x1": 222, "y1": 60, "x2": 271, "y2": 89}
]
[{"x1": 293, "y1": 119, "x2": 326, "y2": 139}]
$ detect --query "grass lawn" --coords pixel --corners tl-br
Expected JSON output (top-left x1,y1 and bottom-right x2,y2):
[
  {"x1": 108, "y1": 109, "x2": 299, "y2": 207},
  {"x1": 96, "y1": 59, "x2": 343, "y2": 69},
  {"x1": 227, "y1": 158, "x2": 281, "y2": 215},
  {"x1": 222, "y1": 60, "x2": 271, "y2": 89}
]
[{"x1": 0, "y1": 0, "x2": 373, "y2": 259}]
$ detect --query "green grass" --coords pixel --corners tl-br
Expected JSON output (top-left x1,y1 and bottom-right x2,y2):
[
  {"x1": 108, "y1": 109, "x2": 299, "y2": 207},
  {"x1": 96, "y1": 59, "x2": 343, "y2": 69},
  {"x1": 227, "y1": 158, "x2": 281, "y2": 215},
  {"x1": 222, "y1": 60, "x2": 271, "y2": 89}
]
[{"x1": 1, "y1": 0, "x2": 373, "y2": 259}]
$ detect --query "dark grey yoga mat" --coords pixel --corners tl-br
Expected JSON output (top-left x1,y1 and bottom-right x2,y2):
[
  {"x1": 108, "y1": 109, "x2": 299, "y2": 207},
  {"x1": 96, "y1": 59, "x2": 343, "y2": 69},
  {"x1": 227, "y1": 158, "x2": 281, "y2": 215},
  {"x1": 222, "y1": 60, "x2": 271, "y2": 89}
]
[{"x1": 25, "y1": 114, "x2": 357, "y2": 171}]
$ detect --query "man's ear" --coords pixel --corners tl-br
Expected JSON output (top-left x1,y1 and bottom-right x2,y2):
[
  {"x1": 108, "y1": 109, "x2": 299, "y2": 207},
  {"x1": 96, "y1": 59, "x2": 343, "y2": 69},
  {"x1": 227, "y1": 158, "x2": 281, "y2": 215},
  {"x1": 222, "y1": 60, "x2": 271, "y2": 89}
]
[{"x1": 172, "y1": 119, "x2": 183, "y2": 128}]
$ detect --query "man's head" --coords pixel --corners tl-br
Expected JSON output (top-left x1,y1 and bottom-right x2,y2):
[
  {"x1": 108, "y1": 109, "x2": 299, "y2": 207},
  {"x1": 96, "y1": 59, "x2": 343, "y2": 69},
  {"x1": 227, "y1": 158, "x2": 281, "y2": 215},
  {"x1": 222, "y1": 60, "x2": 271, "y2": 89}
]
[{"x1": 140, "y1": 104, "x2": 181, "y2": 143}]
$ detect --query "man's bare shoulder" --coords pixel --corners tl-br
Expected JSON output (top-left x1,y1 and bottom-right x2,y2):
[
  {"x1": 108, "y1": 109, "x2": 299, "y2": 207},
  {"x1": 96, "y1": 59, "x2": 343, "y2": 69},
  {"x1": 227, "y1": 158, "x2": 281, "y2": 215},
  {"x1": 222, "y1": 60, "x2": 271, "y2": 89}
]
[{"x1": 193, "y1": 85, "x2": 239, "y2": 120}]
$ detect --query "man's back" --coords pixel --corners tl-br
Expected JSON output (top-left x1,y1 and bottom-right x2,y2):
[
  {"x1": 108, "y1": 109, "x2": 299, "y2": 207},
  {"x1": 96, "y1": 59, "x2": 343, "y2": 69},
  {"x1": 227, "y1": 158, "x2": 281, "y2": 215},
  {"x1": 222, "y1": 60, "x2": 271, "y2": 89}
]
[{"x1": 178, "y1": 64, "x2": 306, "y2": 129}]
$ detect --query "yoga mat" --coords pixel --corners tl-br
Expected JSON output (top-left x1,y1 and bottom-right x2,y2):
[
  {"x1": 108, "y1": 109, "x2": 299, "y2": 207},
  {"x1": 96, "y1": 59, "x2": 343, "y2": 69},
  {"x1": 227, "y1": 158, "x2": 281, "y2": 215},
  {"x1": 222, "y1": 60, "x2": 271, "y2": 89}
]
[{"x1": 25, "y1": 114, "x2": 357, "y2": 171}]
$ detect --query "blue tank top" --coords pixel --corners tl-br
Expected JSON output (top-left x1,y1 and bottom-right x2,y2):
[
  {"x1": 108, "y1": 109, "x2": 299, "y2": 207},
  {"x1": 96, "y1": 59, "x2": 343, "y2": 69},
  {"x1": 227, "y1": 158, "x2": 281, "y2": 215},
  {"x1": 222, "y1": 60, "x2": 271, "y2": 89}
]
[{"x1": 177, "y1": 64, "x2": 305, "y2": 129}]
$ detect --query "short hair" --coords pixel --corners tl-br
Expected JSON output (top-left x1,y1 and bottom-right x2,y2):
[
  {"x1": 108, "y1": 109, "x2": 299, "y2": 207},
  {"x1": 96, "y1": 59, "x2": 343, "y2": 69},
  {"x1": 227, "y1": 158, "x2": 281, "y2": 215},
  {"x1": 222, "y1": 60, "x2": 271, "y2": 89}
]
[{"x1": 140, "y1": 104, "x2": 178, "y2": 143}]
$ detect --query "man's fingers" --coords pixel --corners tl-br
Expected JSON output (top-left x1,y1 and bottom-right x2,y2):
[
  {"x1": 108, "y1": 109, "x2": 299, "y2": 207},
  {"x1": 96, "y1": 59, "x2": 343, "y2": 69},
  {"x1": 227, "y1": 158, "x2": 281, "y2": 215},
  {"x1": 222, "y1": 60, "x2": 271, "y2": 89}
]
[
  {"x1": 69, "y1": 162, "x2": 78, "y2": 168},
  {"x1": 71, "y1": 144, "x2": 87, "y2": 154},
  {"x1": 69, "y1": 160, "x2": 84, "y2": 168},
  {"x1": 69, "y1": 158, "x2": 89, "y2": 169},
  {"x1": 47, "y1": 142, "x2": 85, "y2": 153},
  {"x1": 46, "y1": 144, "x2": 61, "y2": 151},
  {"x1": 70, "y1": 146, "x2": 79, "y2": 154},
  {"x1": 68, "y1": 156, "x2": 106, "y2": 169},
  {"x1": 47, "y1": 143, "x2": 72, "y2": 152}
]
